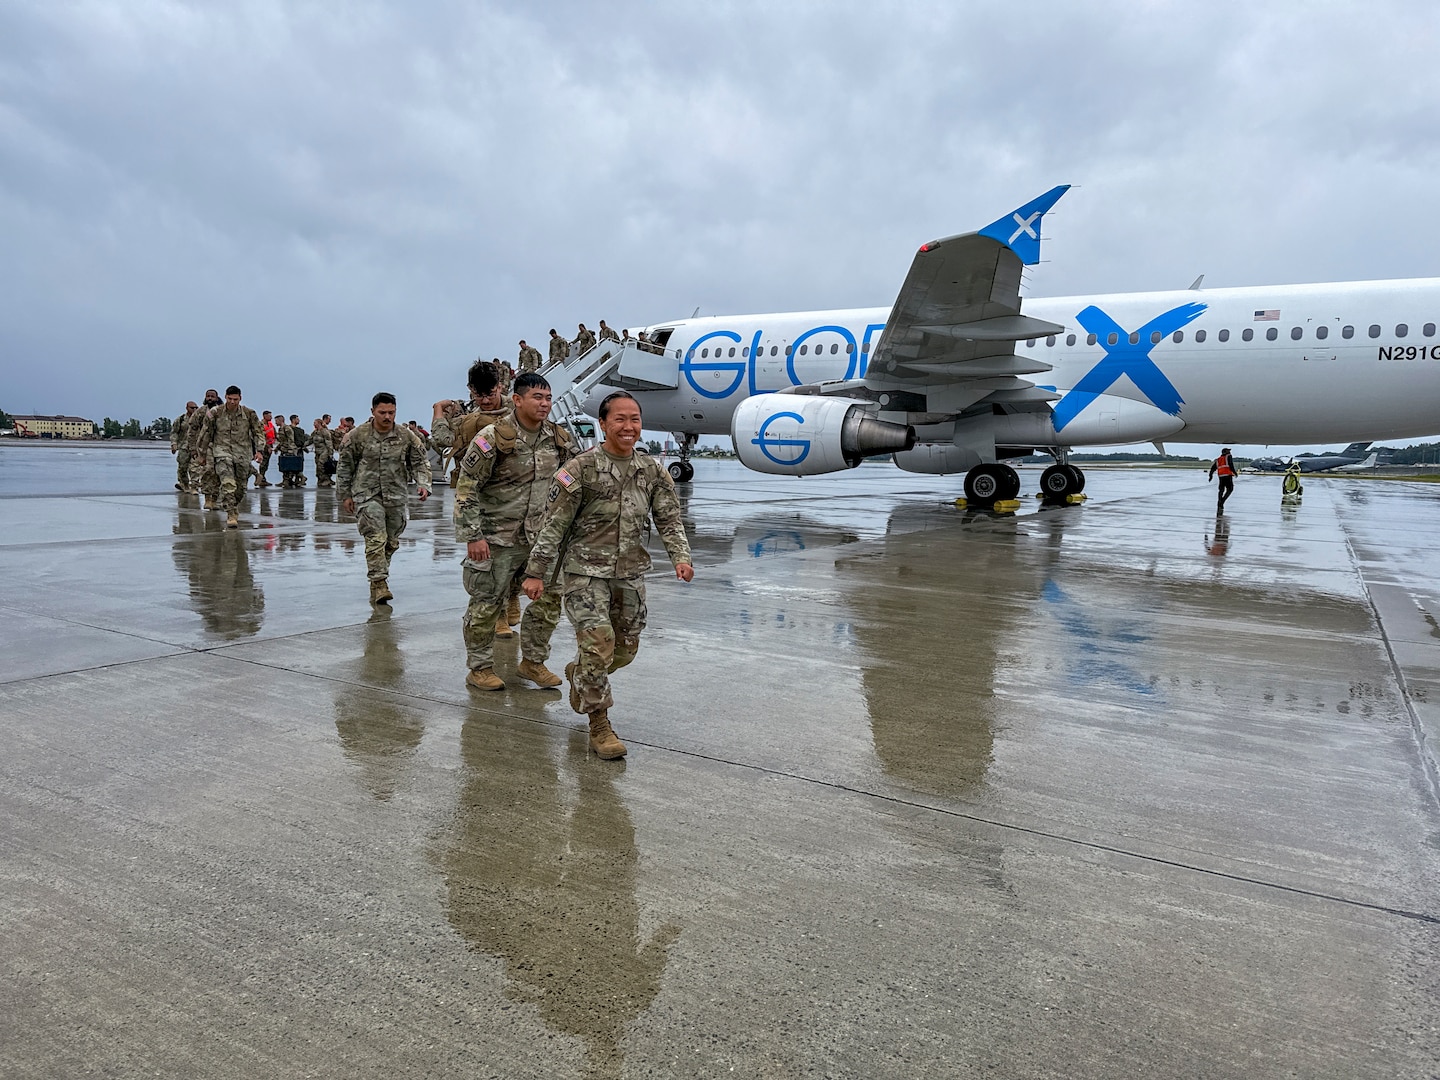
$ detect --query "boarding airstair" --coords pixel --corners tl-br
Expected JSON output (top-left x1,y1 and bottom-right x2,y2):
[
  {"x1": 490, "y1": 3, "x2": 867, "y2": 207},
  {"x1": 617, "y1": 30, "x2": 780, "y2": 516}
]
[{"x1": 540, "y1": 337, "x2": 680, "y2": 447}]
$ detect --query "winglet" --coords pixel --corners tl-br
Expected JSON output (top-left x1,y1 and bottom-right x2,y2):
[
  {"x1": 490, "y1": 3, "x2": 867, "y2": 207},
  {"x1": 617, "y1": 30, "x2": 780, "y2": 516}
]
[{"x1": 977, "y1": 184, "x2": 1070, "y2": 265}]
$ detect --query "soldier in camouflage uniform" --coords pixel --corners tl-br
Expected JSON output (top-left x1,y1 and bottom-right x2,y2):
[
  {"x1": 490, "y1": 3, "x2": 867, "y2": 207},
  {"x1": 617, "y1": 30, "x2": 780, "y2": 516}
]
[
  {"x1": 548, "y1": 328, "x2": 569, "y2": 367},
  {"x1": 277, "y1": 413, "x2": 308, "y2": 487},
  {"x1": 431, "y1": 360, "x2": 524, "y2": 636},
  {"x1": 454, "y1": 372, "x2": 577, "y2": 692},
  {"x1": 311, "y1": 418, "x2": 336, "y2": 487},
  {"x1": 517, "y1": 339, "x2": 543, "y2": 374},
  {"x1": 170, "y1": 401, "x2": 198, "y2": 490},
  {"x1": 337, "y1": 392, "x2": 432, "y2": 604},
  {"x1": 598, "y1": 319, "x2": 620, "y2": 344},
  {"x1": 572, "y1": 323, "x2": 597, "y2": 355},
  {"x1": 523, "y1": 391, "x2": 693, "y2": 759},
  {"x1": 185, "y1": 389, "x2": 222, "y2": 499},
  {"x1": 197, "y1": 385, "x2": 264, "y2": 528}
]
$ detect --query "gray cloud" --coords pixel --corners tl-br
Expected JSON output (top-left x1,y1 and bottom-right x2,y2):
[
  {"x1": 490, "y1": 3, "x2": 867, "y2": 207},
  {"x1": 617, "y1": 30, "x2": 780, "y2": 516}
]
[{"x1": 2, "y1": 0, "x2": 1438, "y2": 435}]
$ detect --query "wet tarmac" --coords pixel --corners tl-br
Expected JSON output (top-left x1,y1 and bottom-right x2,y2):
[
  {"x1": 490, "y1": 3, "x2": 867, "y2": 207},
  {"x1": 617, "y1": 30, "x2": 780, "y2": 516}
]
[{"x1": 3, "y1": 442, "x2": 1439, "y2": 1078}]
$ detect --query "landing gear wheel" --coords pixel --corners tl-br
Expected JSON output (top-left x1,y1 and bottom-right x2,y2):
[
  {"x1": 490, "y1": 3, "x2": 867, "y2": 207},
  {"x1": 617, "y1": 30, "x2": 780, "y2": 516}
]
[
  {"x1": 1064, "y1": 464, "x2": 1085, "y2": 492},
  {"x1": 1040, "y1": 464, "x2": 1075, "y2": 499},
  {"x1": 668, "y1": 460, "x2": 694, "y2": 483},
  {"x1": 964, "y1": 463, "x2": 1021, "y2": 504}
]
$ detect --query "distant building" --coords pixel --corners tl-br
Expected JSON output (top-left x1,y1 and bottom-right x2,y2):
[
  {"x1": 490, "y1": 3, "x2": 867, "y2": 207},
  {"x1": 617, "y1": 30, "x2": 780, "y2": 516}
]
[{"x1": 12, "y1": 415, "x2": 96, "y2": 438}]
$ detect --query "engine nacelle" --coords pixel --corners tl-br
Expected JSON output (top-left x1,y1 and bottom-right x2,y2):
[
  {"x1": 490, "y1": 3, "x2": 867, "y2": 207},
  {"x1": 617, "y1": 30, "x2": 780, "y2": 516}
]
[{"x1": 732, "y1": 396, "x2": 915, "y2": 475}]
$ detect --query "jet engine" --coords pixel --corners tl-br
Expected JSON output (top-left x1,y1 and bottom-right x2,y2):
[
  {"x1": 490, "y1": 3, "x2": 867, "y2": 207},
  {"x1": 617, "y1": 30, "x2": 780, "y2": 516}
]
[{"x1": 732, "y1": 396, "x2": 915, "y2": 475}]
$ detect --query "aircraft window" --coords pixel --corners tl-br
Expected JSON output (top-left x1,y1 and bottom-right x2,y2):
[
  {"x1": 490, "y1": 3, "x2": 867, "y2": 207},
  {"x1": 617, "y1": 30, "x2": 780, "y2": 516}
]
[
  {"x1": 1129, "y1": 332, "x2": 1140, "y2": 345},
  {"x1": 1242, "y1": 328, "x2": 1254, "y2": 341},
  {"x1": 1290, "y1": 327, "x2": 1302, "y2": 340},
  {"x1": 831, "y1": 343, "x2": 839, "y2": 354},
  {"x1": 1368, "y1": 324, "x2": 1381, "y2": 338},
  {"x1": 743, "y1": 346, "x2": 749, "y2": 357},
  {"x1": 1217, "y1": 329, "x2": 1229, "y2": 342},
  {"x1": 847, "y1": 342, "x2": 854, "y2": 353},
  {"x1": 1046, "y1": 335, "x2": 1056, "y2": 346},
  {"x1": 1342, "y1": 325, "x2": 1354, "y2": 338},
  {"x1": 1107, "y1": 333, "x2": 1118, "y2": 345},
  {"x1": 1151, "y1": 331, "x2": 1162, "y2": 344},
  {"x1": 799, "y1": 345, "x2": 807, "y2": 355},
  {"x1": 1087, "y1": 333, "x2": 1097, "y2": 345},
  {"x1": 726, "y1": 347, "x2": 734, "y2": 357},
  {"x1": 1316, "y1": 325, "x2": 1328, "y2": 340},
  {"x1": 1066, "y1": 334, "x2": 1076, "y2": 346},
  {"x1": 1266, "y1": 327, "x2": 1278, "y2": 341},
  {"x1": 774, "y1": 346, "x2": 780, "y2": 356},
  {"x1": 1396, "y1": 323, "x2": 1409, "y2": 338},
  {"x1": 1425, "y1": 323, "x2": 1436, "y2": 337},
  {"x1": 1196, "y1": 329, "x2": 1207, "y2": 342},
  {"x1": 1171, "y1": 331, "x2": 1183, "y2": 343},
  {"x1": 1027, "y1": 338, "x2": 1036, "y2": 347},
  {"x1": 701, "y1": 348, "x2": 709, "y2": 358}
]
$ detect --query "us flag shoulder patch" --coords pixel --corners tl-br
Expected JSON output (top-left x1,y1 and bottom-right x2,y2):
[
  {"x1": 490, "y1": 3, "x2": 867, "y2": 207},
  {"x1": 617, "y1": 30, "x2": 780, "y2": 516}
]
[
  {"x1": 556, "y1": 467, "x2": 577, "y2": 490},
  {"x1": 473, "y1": 433, "x2": 492, "y2": 453}
]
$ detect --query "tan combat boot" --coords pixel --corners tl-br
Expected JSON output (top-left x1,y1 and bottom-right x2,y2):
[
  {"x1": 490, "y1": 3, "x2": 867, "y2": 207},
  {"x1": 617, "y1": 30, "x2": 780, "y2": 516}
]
[
  {"x1": 226, "y1": 509, "x2": 239, "y2": 528},
  {"x1": 516, "y1": 659, "x2": 562, "y2": 688},
  {"x1": 507, "y1": 594, "x2": 522, "y2": 626},
  {"x1": 494, "y1": 613, "x2": 514, "y2": 638},
  {"x1": 587, "y1": 710, "x2": 626, "y2": 759},
  {"x1": 465, "y1": 668, "x2": 504, "y2": 691},
  {"x1": 370, "y1": 578, "x2": 393, "y2": 604},
  {"x1": 564, "y1": 661, "x2": 581, "y2": 714}
]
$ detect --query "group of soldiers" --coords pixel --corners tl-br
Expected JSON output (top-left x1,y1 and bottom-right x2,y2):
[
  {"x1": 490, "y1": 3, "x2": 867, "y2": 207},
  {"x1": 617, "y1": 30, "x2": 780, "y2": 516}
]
[
  {"x1": 473, "y1": 321, "x2": 628, "y2": 397},
  {"x1": 168, "y1": 388, "x2": 356, "y2": 527},
  {"x1": 430, "y1": 357, "x2": 692, "y2": 759}
]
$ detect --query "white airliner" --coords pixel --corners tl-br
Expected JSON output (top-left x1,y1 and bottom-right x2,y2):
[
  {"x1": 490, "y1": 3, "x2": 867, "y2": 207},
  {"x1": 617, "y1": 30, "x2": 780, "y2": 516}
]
[{"x1": 563, "y1": 186, "x2": 1440, "y2": 501}]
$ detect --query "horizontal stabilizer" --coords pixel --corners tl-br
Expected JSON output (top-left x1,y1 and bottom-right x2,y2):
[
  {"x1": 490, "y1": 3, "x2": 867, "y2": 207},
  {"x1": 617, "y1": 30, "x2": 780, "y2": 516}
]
[{"x1": 913, "y1": 315, "x2": 1065, "y2": 341}]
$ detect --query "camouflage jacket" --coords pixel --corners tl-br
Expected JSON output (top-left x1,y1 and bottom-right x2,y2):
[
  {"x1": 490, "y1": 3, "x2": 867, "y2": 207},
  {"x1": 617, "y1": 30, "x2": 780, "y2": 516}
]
[
  {"x1": 598, "y1": 325, "x2": 620, "y2": 343},
  {"x1": 182, "y1": 406, "x2": 212, "y2": 453},
  {"x1": 170, "y1": 412, "x2": 192, "y2": 452},
  {"x1": 573, "y1": 329, "x2": 597, "y2": 354},
  {"x1": 454, "y1": 415, "x2": 577, "y2": 548},
  {"x1": 311, "y1": 427, "x2": 335, "y2": 458},
  {"x1": 525, "y1": 448, "x2": 691, "y2": 581},
  {"x1": 336, "y1": 421, "x2": 432, "y2": 506},
  {"x1": 198, "y1": 404, "x2": 264, "y2": 463},
  {"x1": 517, "y1": 345, "x2": 543, "y2": 373},
  {"x1": 277, "y1": 424, "x2": 309, "y2": 455},
  {"x1": 549, "y1": 335, "x2": 569, "y2": 364},
  {"x1": 430, "y1": 405, "x2": 509, "y2": 458}
]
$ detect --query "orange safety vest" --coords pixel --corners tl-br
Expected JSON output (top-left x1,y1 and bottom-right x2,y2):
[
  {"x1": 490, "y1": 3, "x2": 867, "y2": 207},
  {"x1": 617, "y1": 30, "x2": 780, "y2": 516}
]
[{"x1": 1215, "y1": 455, "x2": 1234, "y2": 477}]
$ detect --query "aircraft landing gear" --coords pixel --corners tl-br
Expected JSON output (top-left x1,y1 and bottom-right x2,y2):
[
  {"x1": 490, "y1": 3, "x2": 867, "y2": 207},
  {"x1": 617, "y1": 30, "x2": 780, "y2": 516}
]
[
  {"x1": 963, "y1": 462, "x2": 1022, "y2": 503},
  {"x1": 667, "y1": 432, "x2": 697, "y2": 484},
  {"x1": 1039, "y1": 462, "x2": 1086, "y2": 500}
]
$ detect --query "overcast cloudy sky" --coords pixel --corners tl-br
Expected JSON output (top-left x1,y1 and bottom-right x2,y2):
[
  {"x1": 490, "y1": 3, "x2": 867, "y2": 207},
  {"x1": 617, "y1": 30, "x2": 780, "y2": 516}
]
[{"x1": 3, "y1": 1, "x2": 1439, "y2": 445}]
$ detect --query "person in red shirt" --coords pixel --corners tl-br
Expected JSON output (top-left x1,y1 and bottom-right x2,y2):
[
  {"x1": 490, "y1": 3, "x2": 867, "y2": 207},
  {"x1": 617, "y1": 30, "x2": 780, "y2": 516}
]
[
  {"x1": 1207, "y1": 447, "x2": 1236, "y2": 513},
  {"x1": 257, "y1": 410, "x2": 277, "y2": 487}
]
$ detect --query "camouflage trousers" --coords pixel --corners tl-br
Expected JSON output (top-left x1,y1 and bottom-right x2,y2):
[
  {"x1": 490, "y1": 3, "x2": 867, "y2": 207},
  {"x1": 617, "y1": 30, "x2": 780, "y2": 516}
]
[
  {"x1": 355, "y1": 499, "x2": 407, "y2": 581},
  {"x1": 258, "y1": 446, "x2": 272, "y2": 482},
  {"x1": 562, "y1": 575, "x2": 647, "y2": 714},
  {"x1": 461, "y1": 542, "x2": 562, "y2": 672},
  {"x1": 213, "y1": 459, "x2": 251, "y2": 511},
  {"x1": 189, "y1": 456, "x2": 218, "y2": 497},
  {"x1": 314, "y1": 452, "x2": 333, "y2": 485},
  {"x1": 174, "y1": 449, "x2": 191, "y2": 487}
]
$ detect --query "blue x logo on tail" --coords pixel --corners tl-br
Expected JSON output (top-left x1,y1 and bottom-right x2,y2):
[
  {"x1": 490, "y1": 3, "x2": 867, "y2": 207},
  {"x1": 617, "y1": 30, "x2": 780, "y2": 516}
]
[{"x1": 1051, "y1": 302, "x2": 1207, "y2": 432}]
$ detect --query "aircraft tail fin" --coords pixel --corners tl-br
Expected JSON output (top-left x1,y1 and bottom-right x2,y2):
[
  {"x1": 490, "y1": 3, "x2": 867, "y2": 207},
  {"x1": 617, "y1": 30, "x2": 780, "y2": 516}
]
[
  {"x1": 978, "y1": 185, "x2": 1070, "y2": 265},
  {"x1": 1342, "y1": 441, "x2": 1372, "y2": 454}
]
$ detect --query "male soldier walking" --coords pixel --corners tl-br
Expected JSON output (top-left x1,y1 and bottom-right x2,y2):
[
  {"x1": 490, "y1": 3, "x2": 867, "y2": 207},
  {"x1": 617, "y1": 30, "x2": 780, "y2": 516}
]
[
  {"x1": 1208, "y1": 447, "x2": 1237, "y2": 513},
  {"x1": 431, "y1": 360, "x2": 523, "y2": 636},
  {"x1": 523, "y1": 391, "x2": 693, "y2": 759},
  {"x1": 185, "y1": 389, "x2": 222, "y2": 500},
  {"x1": 197, "y1": 385, "x2": 264, "y2": 528},
  {"x1": 312, "y1": 417, "x2": 336, "y2": 487},
  {"x1": 170, "y1": 401, "x2": 198, "y2": 490},
  {"x1": 257, "y1": 411, "x2": 277, "y2": 487},
  {"x1": 598, "y1": 319, "x2": 620, "y2": 344},
  {"x1": 495, "y1": 359, "x2": 513, "y2": 397},
  {"x1": 337, "y1": 392, "x2": 432, "y2": 604},
  {"x1": 548, "y1": 328, "x2": 568, "y2": 367},
  {"x1": 455, "y1": 372, "x2": 577, "y2": 692},
  {"x1": 572, "y1": 323, "x2": 597, "y2": 355},
  {"x1": 517, "y1": 339, "x2": 543, "y2": 374}
]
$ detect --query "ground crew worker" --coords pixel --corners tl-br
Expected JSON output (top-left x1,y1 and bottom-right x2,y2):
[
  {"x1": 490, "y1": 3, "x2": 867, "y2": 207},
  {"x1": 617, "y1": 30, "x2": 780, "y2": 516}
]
[
  {"x1": 170, "y1": 401, "x2": 198, "y2": 490},
  {"x1": 454, "y1": 372, "x2": 577, "y2": 692},
  {"x1": 548, "y1": 328, "x2": 568, "y2": 367},
  {"x1": 338, "y1": 392, "x2": 432, "y2": 604},
  {"x1": 572, "y1": 323, "x2": 597, "y2": 355},
  {"x1": 312, "y1": 418, "x2": 336, "y2": 487},
  {"x1": 197, "y1": 385, "x2": 264, "y2": 528},
  {"x1": 517, "y1": 339, "x2": 543, "y2": 374},
  {"x1": 432, "y1": 361, "x2": 524, "y2": 635},
  {"x1": 257, "y1": 411, "x2": 277, "y2": 487},
  {"x1": 522, "y1": 391, "x2": 694, "y2": 759},
  {"x1": 598, "y1": 319, "x2": 620, "y2": 344},
  {"x1": 1208, "y1": 447, "x2": 1237, "y2": 513},
  {"x1": 185, "y1": 389, "x2": 222, "y2": 499}
]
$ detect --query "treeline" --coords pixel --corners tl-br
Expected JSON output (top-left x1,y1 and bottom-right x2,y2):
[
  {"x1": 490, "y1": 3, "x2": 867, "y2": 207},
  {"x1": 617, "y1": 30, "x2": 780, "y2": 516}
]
[{"x1": 98, "y1": 417, "x2": 173, "y2": 439}]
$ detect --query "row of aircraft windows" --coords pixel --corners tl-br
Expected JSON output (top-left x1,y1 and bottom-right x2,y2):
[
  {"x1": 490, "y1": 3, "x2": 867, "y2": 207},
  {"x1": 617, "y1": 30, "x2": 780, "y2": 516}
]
[
  {"x1": 691, "y1": 342, "x2": 862, "y2": 358},
  {"x1": 1029, "y1": 322, "x2": 1439, "y2": 348}
]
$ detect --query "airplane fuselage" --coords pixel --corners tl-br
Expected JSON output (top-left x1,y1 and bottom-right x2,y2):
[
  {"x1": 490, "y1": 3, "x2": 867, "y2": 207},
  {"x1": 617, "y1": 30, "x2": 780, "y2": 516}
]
[{"x1": 598, "y1": 278, "x2": 1440, "y2": 448}]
